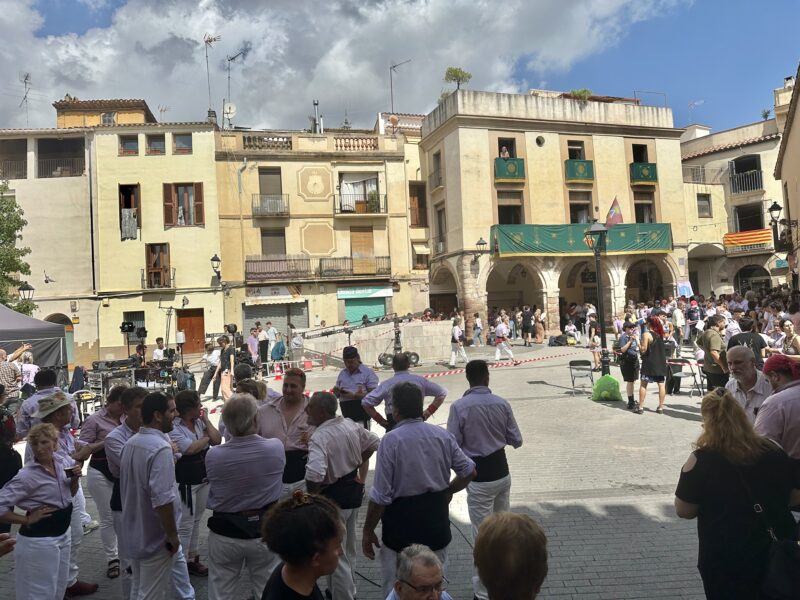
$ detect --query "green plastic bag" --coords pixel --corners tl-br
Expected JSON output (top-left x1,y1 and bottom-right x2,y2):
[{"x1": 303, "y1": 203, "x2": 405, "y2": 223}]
[{"x1": 592, "y1": 374, "x2": 623, "y2": 402}]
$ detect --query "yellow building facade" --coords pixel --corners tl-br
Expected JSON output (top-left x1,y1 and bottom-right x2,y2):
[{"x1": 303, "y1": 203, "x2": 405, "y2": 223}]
[
  {"x1": 420, "y1": 89, "x2": 689, "y2": 331},
  {"x1": 214, "y1": 127, "x2": 428, "y2": 336},
  {"x1": 776, "y1": 68, "x2": 800, "y2": 287}
]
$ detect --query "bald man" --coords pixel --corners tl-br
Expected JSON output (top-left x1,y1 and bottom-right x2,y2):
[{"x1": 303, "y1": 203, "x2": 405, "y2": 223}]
[{"x1": 724, "y1": 346, "x2": 771, "y2": 423}]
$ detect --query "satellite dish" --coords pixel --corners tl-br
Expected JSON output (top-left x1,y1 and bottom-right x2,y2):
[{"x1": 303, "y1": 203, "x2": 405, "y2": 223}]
[
  {"x1": 223, "y1": 102, "x2": 237, "y2": 119},
  {"x1": 389, "y1": 114, "x2": 400, "y2": 127}
]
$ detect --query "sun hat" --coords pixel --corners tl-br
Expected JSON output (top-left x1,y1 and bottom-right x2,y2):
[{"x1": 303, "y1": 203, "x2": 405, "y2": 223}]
[{"x1": 33, "y1": 392, "x2": 72, "y2": 419}]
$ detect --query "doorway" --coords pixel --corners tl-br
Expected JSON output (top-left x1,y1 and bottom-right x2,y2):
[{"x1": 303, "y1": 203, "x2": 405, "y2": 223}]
[{"x1": 176, "y1": 308, "x2": 205, "y2": 354}]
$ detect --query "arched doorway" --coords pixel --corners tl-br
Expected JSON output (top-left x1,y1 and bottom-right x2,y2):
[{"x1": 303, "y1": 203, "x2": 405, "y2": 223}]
[
  {"x1": 625, "y1": 259, "x2": 665, "y2": 301},
  {"x1": 429, "y1": 266, "x2": 459, "y2": 316},
  {"x1": 485, "y1": 261, "x2": 544, "y2": 313},
  {"x1": 558, "y1": 259, "x2": 613, "y2": 327},
  {"x1": 45, "y1": 313, "x2": 74, "y2": 367},
  {"x1": 734, "y1": 265, "x2": 771, "y2": 294}
]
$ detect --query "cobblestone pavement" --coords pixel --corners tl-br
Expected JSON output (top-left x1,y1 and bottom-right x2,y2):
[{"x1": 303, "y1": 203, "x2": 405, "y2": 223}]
[{"x1": 0, "y1": 341, "x2": 706, "y2": 599}]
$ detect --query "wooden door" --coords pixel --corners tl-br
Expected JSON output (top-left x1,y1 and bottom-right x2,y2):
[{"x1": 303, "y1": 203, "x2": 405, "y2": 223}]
[
  {"x1": 176, "y1": 309, "x2": 205, "y2": 354},
  {"x1": 350, "y1": 227, "x2": 375, "y2": 275}
]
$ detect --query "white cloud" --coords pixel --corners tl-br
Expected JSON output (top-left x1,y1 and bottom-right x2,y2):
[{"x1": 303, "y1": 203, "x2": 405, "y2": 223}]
[
  {"x1": 77, "y1": 0, "x2": 109, "y2": 10},
  {"x1": 0, "y1": 0, "x2": 688, "y2": 130}
]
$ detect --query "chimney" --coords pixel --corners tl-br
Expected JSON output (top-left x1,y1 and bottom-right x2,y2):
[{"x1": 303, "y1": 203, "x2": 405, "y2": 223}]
[
  {"x1": 785, "y1": 76, "x2": 795, "y2": 89},
  {"x1": 313, "y1": 100, "x2": 320, "y2": 133},
  {"x1": 207, "y1": 109, "x2": 218, "y2": 125}
]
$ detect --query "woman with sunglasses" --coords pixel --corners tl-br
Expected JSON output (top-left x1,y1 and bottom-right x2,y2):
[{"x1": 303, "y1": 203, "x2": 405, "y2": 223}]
[{"x1": 674, "y1": 388, "x2": 800, "y2": 599}]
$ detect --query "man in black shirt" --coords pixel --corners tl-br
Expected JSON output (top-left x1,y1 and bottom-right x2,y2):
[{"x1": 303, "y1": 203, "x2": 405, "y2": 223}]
[
  {"x1": 727, "y1": 317, "x2": 767, "y2": 370},
  {"x1": 521, "y1": 306, "x2": 533, "y2": 347}
]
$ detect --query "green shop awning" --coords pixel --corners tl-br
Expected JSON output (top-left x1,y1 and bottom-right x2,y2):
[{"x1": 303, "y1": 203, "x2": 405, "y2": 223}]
[{"x1": 490, "y1": 223, "x2": 673, "y2": 256}]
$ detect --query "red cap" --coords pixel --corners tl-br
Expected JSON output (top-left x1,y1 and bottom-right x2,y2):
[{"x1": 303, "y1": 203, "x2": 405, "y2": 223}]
[
  {"x1": 763, "y1": 354, "x2": 800, "y2": 379},
  {"x1": 690, "y1": 300, "x2": 698, "y2": 306}
]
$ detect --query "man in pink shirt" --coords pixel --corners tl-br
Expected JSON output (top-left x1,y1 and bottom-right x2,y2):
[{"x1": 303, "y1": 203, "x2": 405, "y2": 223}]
[{"x1": 755, "y1": 354, "x2": 800, "y2": 459}]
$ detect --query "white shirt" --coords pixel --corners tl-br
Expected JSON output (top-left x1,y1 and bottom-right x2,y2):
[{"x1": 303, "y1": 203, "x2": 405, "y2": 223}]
[
  {"x1": 203, "y1": 348, "x2": 220, "y2": 367},
  {"x1": 266, "y1": 327, "x2": 278, "y2": 342},
  {"x1": 725, "y1": 372, "x2": 772, "y2": 424},
  {"x1": 152, "y1": 347, "x2": 165, "y2": 360},
  {"x1": 495, "y1": 322, "x2": 510, "y2": 339},
  {"x1": 724, "y1": 320, "x2": 742, "y2": 344},
  {"x1": 305, "y1": 416, "x2": 380, "y2": 485}
]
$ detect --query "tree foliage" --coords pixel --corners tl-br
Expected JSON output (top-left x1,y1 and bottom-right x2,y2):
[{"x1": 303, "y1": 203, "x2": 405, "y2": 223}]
[
  {"x1": 569, "y1": 88, "x2": 593, "y2": 103},
  {"x1": 761, "y1": 108, "x2": 772, "y2": 121},
  {"x1": 0, "y1": 180, "x2": 34, "y2": 315},
  {"x1": 444, "y1": 67, "x2": 472, "y2": 90}
]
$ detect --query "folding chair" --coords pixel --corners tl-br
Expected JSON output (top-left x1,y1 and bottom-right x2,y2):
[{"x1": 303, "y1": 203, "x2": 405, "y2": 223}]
[
  {"x1": 568, "y1": 360, "x2": 594, "y2": 396},
  {"x1": 696, "y1": 359, "x2": 707, "y2": 394},
  {"x1": 668, "y1": 358, "x2": 703, "y2": 398}
]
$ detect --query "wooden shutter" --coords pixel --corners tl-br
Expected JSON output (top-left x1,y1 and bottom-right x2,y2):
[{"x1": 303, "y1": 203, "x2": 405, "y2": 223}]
[
  {"x1": 163, "y1": 183, "x2": 175, "y2": 227},
  {"x1": 350, "y1": 227, "x2": 375, "y2": 275},
  {"x1": 193, "y1": 182, "x2": 204, "y2": 225}
]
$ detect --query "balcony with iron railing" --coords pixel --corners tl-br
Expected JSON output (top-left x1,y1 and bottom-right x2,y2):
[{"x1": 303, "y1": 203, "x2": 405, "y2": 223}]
[
  {"x1": 0, "y1": 159, "x2": 27, "y2": 180},
  {"x1": 433, "y1": 236, "x2": 447, "y2": 255},
  {"x1": 334, "y1": 193, "x2": 387, "y2": 215},
  {"x1": 729, "y1": 170, "x2": 763, "y2": 195},
  {"x1": 245, "y1": 255, "x2": 391, "y2": 281},
  {"x1": 38, "y1": 157, "x2": 85, "y2": 179},
  {"x1": 141, "y1": 267, "x2": 176, "y2": 290},
  {"x1": 252, "y1": 194, "x2": 290, "y2": 217},
  {"x1": 682, "y1": 165, "x2": 726, "y2": 184}
]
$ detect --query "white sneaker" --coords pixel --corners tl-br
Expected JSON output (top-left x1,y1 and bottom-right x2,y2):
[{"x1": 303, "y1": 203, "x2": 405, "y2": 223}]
[{"x1": 83, "y1": 520, "x2": 99, "y2": 535}]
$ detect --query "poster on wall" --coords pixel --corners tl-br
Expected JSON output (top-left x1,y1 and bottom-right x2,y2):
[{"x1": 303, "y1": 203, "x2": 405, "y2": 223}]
[{"x1": 677, "y1": 280, "x2": 694, "y2": 297}]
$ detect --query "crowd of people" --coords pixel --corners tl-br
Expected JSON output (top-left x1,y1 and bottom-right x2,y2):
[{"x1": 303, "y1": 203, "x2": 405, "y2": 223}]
[
  {"x1": 0, "y1": 347, "x2": 552, "y2": 600},
  {"x1": 2, "y1": 285, "x2": 800, "y2": 599}
]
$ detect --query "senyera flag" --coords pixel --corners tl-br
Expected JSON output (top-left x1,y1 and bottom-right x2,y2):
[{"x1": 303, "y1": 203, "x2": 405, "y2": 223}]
[{"x1": 605, "y1": 196, "x2": 623, "y2": 228}]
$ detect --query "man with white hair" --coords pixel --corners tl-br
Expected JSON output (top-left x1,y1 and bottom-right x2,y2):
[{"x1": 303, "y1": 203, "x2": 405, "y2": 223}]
[
  {"x1": 386, "y1": 544, "x2": 454, "y2": 600},
  {"x1": 724, "y1": 346, "x2": 771, "y2": 424},
  {"x1": 206, "y1": 393, "x2": 285, "y2": 599}
]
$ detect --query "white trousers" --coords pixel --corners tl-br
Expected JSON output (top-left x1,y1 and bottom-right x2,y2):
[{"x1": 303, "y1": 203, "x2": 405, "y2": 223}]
[
  {"x1": 281, "y1": 479, "x2": 306, "y2": 499},
  {"x1": 380, "y1": 545, "x2": 447, "y2": 599},
  {"x1": 14, "y1": 530, "x2": 71, "y2": 600},
  {"x1": 76, "y1": 479, "x2": 92, "y2": 525},
  {"x1": 207, "y1": 531, "x2": 277, "y2": 600},
  {"x1": 449, "y1": 343, "x2": 468, "y2": 367},
  {"x1": 467, "y1": 475, "x2": 512, "y2": 600},
  {"x1": 494, "y1": 341, "x2": 514, "y2": 361},
  {"x1": 69, "y1": 485, "x2": 85, "y2": 586},
  {"x1": 177, "y1": 482, "x2": 209, "y2": 559},
  {"x1": 130, "y1": 546, "x2": 195, "y2": 600},
  {"x1": 112, "y1": 512, "x2": 134, "y2": 600},
  {"x1": 87, "y1": 467, "x2": 118, "y2": 561},
  {"x1": 325, "y1": 507, "x2": 357, "y2": 600}
]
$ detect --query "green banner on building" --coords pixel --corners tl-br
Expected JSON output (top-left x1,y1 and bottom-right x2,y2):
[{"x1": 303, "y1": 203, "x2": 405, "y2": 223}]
[{"x1": 490, "y1": 223, "x2": 673, "y2": 256}]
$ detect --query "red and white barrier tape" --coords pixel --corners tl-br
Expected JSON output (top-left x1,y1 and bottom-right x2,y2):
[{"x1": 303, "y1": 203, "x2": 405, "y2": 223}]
[{"x1": 206, "y1": 350, "x2": 580, "y2": 413}]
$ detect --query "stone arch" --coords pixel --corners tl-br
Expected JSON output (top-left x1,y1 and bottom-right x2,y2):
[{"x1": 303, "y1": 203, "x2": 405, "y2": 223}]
[
  {"x1": 45, "y1": 313, "x2": 74, "y2": 366},
  {"x1": 429, "y1": 259, "x2": 461, "y2": 315},
  {"x1": 621, "y1": 255, "x2": 679, "y2": 301},
  {"x1": 483, "y1": 258, "x2": 547, "y2": 313}
]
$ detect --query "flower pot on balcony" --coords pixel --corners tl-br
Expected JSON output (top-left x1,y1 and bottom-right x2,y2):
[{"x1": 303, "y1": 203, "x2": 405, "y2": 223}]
[{"x1": 366, "y1": 191, "x2": 381, "y2": 213}]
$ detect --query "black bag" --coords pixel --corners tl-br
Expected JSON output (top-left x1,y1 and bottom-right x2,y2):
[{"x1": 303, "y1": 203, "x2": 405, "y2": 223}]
[{"x1": 737, "y1": 469, "x2": 800, "y2": 599}]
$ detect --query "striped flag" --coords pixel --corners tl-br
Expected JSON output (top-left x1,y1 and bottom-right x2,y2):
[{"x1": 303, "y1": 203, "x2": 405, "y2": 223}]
[
  {"x1": 722, "y1": 229, "x2": 772, "y2": 247},
  {"x1": 604, "y1": 196, "x2": 623, "y2": 228}
]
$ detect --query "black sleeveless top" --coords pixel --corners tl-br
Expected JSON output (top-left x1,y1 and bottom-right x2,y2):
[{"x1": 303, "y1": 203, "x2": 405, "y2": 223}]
[{"x1": 641, "y1": 333, "x2": 668, "y2": 377}]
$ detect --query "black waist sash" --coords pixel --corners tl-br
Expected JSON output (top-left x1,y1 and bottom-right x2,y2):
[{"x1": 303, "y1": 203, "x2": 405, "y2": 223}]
[
  {"x1": 472, "y1": 448, "x2": 509, "y2": 483},
  {"x1": 283, "y1": 450, "x2": 308, "y2": 484},
  {"x1": 382, "y1": 490, "x2": 451, "y2": 552},
  {"x1": 175, "y1": 449, "x2": 207, "y2": 486},
  {"x1": 340, "y1": 399, "x2": 369, "y2": 424},
  {"x1": 208, "y1": 501, "x2": 275, "y2": 540},
  {"x1": 321, "y1": 468, "x2": 363, "y2": 510},
  {"x1": 111, "y1": 478, "x2": 121, "y2": 512},
  {"x1": 89, "y1": 449, "x2": 115, "y2": 482},
  {"x1": 19, "y1": 503, "x2": 73, "y2": 538}
]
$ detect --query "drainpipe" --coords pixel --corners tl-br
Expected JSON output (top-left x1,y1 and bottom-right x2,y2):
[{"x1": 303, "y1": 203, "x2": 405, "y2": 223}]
[
  {"x1": 85, "y1": 132, "x2": 97, "y2": 294},
  {"x1": 237, "y1": 158, "x2": 248, "y2": 305}
]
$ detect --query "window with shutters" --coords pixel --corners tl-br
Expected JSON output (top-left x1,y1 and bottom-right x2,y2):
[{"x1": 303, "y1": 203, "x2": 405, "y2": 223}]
[
  {"x1": 261, "y1": 229, "x2": 286, "y2": 256},
  {"x1": 409, "y1": 182, "x2": 427, "y2": 227},
  {"x1": 567, "y1": 140, "x2": 585, "y2": 160},
  {"x1": 163, "y1": 183, "x2": 204, "y2": 227},
  {"x1": 145, "y1": 244, "x2": 171, "y2": 288},
  {"x1": 119, "y1": 184, "x2": 141, "y2": 239},
  {"x1": 696, "y1": 193, "x2": 712, "y2": 218},
  {"x1": 634, "y1": 190, "x2": 655, "y2": 223},
  {"x1": 569, "y1": 190, "x2": 592, "y2": 224}
]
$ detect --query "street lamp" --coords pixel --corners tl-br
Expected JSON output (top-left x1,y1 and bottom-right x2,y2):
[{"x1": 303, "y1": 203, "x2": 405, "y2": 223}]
[
  {"x1": 584, "y1": 222, "x2": 610, "y2": 376},
  {"x1": 210, "y1": 254, "x2": 221, "y2": 279},
  {"x1": 472, "y1": 237, "x2": 488, "y2": 262},
  {"x1": 18, "y1": 281, "x2": 34, "y2": 302},
  {"x1": 769, "y1": 201, "x2": 782, "y2": 224}
]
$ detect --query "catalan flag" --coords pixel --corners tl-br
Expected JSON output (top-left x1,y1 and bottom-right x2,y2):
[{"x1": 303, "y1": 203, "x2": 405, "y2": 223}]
[
  {"x1": 722, "y1": 229, "x2": 773, "y2": 247},
  {"x1": 604, "y1": 196, "x2": 623, "y2": 228}
]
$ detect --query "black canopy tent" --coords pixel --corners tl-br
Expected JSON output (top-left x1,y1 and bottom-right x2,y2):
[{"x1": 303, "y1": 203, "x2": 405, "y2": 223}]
[{"x1": 0, "y1": 303, "x2": 67, "y2": 368}]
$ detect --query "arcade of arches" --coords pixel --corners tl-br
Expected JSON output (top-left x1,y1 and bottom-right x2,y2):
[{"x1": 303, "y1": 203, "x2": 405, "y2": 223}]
[{"x1": 429, "y1": 253, "x2": 680, "y2": 337}]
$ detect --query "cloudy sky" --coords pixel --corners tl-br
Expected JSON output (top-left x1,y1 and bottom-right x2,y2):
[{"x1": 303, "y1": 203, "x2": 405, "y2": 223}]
[{"x1": 1, "y1": 0, "x2": 798, "y2": 132}]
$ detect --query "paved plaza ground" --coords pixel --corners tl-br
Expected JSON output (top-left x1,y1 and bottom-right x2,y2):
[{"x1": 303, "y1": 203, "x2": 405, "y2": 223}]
[{"x1": 0, "y1": 341, "x2": 707, "y2": 599}]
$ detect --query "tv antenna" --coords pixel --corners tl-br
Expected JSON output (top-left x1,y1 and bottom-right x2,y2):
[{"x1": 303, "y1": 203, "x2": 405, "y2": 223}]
[
  {"x1": 389, "y1": 59, "x2": 411, "y2": 115},
  {"x1": 223, "y1": 102, "x2": 237, "y2": 128},
  {"x1": 203, "y1": 33, "x2": 221, "y2": 112},
  {"x1": 225, "y1": 50, "x2": 244, "y2": 128},
  {"x1": 158, "y1": 105, "x2": 170, "y2": 121},
  {"x1": 19, "y1": 72, "x2": 31, "y2": 127}
]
